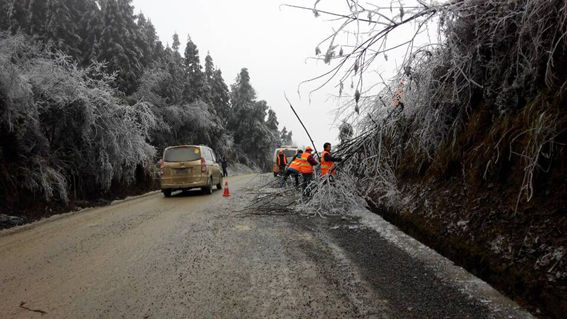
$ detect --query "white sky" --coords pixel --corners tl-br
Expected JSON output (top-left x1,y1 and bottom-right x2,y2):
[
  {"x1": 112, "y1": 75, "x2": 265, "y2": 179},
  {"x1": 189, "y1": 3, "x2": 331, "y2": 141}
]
[{"x1": 131, "y1": 0, "x2": 431, "y2": 149}]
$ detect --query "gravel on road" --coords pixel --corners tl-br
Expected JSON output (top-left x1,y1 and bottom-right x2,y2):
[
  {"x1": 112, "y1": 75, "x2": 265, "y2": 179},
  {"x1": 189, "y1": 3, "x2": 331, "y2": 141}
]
[{"x1": 0, "y1": 174, "x2": 532, "y2": 318}]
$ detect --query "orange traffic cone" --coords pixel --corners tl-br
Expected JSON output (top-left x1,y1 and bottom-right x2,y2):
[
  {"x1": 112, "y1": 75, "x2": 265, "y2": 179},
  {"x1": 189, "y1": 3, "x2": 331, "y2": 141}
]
[{"x1": 223, "y1": 181, "x2": 230, "y2": 197}]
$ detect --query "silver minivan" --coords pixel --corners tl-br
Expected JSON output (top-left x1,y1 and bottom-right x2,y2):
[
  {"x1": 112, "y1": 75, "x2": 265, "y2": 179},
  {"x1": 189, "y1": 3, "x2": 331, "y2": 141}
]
[{"x1": 159, "y1": 145, "x2": 223, "y2": 197}]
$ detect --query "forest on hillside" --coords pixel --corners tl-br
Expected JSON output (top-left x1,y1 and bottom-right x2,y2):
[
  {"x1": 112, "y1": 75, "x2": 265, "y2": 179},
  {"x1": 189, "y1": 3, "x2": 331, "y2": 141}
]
[{"x1": 0, "y1": 0, "x2": 293, "y2": 212}]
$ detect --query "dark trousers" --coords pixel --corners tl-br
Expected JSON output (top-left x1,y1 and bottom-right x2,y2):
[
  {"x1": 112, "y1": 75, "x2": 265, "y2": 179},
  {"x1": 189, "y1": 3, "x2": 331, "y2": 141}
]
[
  {"x1": 278, "y1": 165, "x2": 286, "y2": 176},
  {"x1": 222, "y1": 167, "x2": 228, "y2": 177},
  {"x1": 302, "y1": 173, "x2": 313, "y2": 195},
  {"x1": 280, "y1": 169, "x2": 299, "y2": 187}
]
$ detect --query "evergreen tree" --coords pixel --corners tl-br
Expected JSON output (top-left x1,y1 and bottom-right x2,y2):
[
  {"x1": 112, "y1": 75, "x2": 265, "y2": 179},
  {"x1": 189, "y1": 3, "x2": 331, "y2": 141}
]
[
  {"x1": 182, "y1": 36, "x2": 205, "y2": 103},
  {"x1": 78, "y1": 0, "x2": 103, "y2": 65},
  {"x1": 136, "y1": 13, "x2": 159, "y2": 67},
  {"x1": 172, "y1": 32, "x2": 180, "y2": 52},
  {"x1": 95, "y1": 0, "x2": 144, "y2": 94},
  {"x1": 162, "y1": 45, "x2": 184, "y2": 105},
  {"x1": 230, "y1": 68, "x2": 256, "y2": 108},
  {"x1": 45, "y1": 0, "x2": 83, "y2": 57},
  {"x1": 27, "y1": 0, "x2": 48, "y2": 37},
  {"x1": 8, "y1": 0, "x2": 30, "y2": 34},
  {"x1": 266, "y1": 109, "x2": 279, "y2": 131},
  {"x1": 204, "y1": 53, "x2": 214, "y2": 81},
  {"x1": 229, "y1": 68, "x2": 256, "y2": 138},
  {"x1": 210, "y1": 69, "x2": 230, "y2": 124},
  {"x1": 280, "y1": 127, "x2": 293, "y2": 145},
  {"x1": 0, "y1": 0, "x2": 10, "y2": 30}
]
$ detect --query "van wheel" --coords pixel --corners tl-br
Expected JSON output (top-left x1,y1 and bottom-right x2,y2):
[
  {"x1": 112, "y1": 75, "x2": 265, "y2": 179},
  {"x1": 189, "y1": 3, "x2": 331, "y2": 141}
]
[
  {"x1": 162, "y1": 189, "x2": 172, "y2": 197},
  {"x1": 216, "y1": 180, "x2": 223, "y2": 190},
  {"x1": 202, "y1": 177, "x2": 213, "y2": 195}
]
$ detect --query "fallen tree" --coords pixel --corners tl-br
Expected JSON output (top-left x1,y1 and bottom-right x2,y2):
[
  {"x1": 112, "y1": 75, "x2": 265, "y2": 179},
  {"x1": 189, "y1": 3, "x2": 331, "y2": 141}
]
[{"x1": 289, "y1": 0, "x2": 566, "y2": 317}]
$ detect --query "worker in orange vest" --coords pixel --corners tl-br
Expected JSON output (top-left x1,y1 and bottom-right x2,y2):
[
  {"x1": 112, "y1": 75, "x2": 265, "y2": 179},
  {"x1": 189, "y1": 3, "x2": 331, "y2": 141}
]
[
  {"x1": 276, "y1": 149, "x2": 288, "y2": 176},
  {"x1": 320, "y1": 142, "x2": 342, "y2": 179},
  {"x1": 393, "y1": 81, "x2": 404, "y2": 108},
  {"x1": 280, "y1": 150, "x2": 302, "y2": 187},
  {"x1": 298, "y1": 146, "x2": 318, "y2": 196}
]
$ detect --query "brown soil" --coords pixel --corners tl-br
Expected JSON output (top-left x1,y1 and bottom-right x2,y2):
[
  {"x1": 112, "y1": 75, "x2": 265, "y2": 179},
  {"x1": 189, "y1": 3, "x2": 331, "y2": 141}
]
[{"x1": 369, "y1": 152, "x2": 566, "y2": 318}]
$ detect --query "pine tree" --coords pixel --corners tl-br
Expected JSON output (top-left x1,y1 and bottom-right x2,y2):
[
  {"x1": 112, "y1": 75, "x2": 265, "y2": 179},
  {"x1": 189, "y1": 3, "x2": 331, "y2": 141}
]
[
  {"x1": 280, "y1": 127, "x2": 293, "y2": 145},
  {"x1": 182, "y1": 36, "x2": 205, "y2": 103},
  {"x1": 45, "y1": 0, "x2": 85, "y2": 57},
  {"x1": 136, "y1": 13, "x2": 159, "y2": 67},
  {"x1": 0, "y1": 0, "x2": 10, "y2": 31},
  {"x1": 172, "y1": 32, "x2": 180, "y2": 52},
  {"x1": 204, "y1": 53, "x2": 214, "y2": 81},
  {"x1": 78, "y1": 0, "x2": 103, "y2": 65},
  {"x1": 230, "y1": 68, "x2": 256, "y2": 110},
  {"x1": 95, "y1": 0, "x2": 144, "y2": 94},
  {"x1": 27, "y1": 0, "x2": 48, "y2": 37},
  {"x1": 8, "y1": 0, "x2": 30, "y2": 34},
  {"x1": 210, "y1": 69, "x2": 230, "y2": 124},
  {"x1": 266, "y1": 109, "x2": 279, "y2": 131},
  {"x1": 163, "y1": 45, "x2": 184, "y2": 105}
]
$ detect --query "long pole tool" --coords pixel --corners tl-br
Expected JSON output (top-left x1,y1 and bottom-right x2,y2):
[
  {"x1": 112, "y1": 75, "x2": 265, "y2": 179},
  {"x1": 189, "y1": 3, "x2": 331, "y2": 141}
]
[{"x1": 284, "y1": 93, "x2": 320, "y2": 161}]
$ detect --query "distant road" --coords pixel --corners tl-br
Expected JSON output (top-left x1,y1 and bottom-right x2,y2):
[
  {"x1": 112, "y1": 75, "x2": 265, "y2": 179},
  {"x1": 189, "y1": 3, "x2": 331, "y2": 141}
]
[{"x1": 0, "y1": 174, "x2": 532, "y2": 318}]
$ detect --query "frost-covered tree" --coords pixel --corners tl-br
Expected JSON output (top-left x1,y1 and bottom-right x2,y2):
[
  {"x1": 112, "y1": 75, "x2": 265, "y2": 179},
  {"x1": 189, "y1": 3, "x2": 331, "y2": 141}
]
[
  {"x1": 95, "y1": 0, "x2": 144, "y2": 94},
  {"x1": 8, "y1": 0, "x2": 29, "y2": 34},
  {"x1": 203, "y1": 53, "x2": 230, "y2": 120},
  {"x1": 183, "y1": 36, "x2": 205, "y2": 103},
  {"x1": 27, "y1": 0, "x2": 48, "y2": 37},
  {"x1": 0, "y1": 0, "x2": 10, "y2": 30},
  {"x1": 0, "y1": 34, "x2": 156, "y2": 206},
  {"x1": 280, "y1": 127, "x2": 293, "y2": 145}
]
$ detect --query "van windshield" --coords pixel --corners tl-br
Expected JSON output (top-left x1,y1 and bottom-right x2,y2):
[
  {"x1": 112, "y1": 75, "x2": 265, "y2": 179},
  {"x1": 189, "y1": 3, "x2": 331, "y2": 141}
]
[
  {"x1": 283, "y1": 150, "x2": 297, "y2": 158},
  {"x1": 164, "y1": 147, "x2": 201, "y2": 162}
]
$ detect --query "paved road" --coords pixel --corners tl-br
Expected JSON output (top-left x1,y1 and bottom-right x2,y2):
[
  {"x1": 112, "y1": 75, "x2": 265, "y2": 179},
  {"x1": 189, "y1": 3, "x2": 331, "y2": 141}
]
[{"x1": 0, "y1": 174, "x2": 532, "y2": 318}]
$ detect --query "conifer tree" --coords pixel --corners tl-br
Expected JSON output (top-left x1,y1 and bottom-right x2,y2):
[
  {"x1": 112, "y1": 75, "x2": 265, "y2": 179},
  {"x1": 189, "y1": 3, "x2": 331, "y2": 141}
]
[
  {"x1": 280, "y1": 127, "x2": 293, "y2": 145},
  {"x1": 183, "y1": 36, "x2": 205, "y2": 103},
  {"x1": 27, "y1": 0, "x2": 48, "y2": 37},
  {"x1": 204, "y1": 53, "x2": 214, "y2": 81},
  {"x1": 95, "y1": 0, "x2": 144, "y2": 94},
  {"x1": 45, "y1": 0, "x2": 83, "y2": 57},
  {"x1": 210, "y1": 69, "x2": 231, "y2": 123},
  {"x1": 0, "y1": 0, "x2": 10, "y2": 30},
  {"x1": 8, "y1": 0, "x2": 30, "y2": 34},
  {"x1": 163, "y1": 44, "x2": 184, "y2": 105},
  {"x1": 266, "y1": 109, "x2": 279, "y2": 132},
  {"x1": 172, "y1": 33, "x2": 180, "y2": 52},
  {"x1": 136, "y1": 13, "x2": 159, "y2": 66}
]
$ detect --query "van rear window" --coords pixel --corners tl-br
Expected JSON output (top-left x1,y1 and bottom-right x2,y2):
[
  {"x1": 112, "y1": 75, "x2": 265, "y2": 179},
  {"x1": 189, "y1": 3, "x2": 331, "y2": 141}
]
[{"x1": 164, "y1": 147, "x2": 201, "y2": 162}]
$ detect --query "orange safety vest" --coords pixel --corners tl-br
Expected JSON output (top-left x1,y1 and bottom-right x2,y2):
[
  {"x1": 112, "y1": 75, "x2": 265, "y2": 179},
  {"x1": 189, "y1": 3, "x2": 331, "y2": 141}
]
[
  {"x1": 277, "y1": 152, "x2": 287, "y2": 166},
  {"x1": 393, "y1": 89, "x2": 402, "y2": 106},
  {"x1": 320, "y1": 150, "x2": 336, "y2": 176},
  {"x1": 288, "y1": 155, "x2": 302, "y2": 171},
  {"x1": 298, "y1": 152, "x2": 314, "y2": 174}
]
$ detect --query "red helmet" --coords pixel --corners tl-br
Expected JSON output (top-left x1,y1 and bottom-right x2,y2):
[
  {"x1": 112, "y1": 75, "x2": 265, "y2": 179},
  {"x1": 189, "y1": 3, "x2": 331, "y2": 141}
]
[{"x1": 305, "y1": 146, "x2": 313, "y2": 152}]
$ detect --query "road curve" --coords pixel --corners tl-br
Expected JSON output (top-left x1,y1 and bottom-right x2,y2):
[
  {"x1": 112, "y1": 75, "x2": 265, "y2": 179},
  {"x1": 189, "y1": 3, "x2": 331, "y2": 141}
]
[{"x1": 0, "y1": 174, "x2": 532, "y2": 318}]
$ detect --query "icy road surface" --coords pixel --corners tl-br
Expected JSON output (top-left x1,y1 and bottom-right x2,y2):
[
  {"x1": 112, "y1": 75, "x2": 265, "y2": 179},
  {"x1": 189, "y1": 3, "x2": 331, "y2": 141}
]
[{"x1": 0, "y1": 174, "x2": 532, "y2": 318}]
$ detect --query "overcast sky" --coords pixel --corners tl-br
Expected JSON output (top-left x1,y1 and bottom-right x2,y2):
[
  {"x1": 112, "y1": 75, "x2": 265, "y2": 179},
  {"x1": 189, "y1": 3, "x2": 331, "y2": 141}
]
[
  {"x1": 128, "y1": 0, "x2": 354, "y2": 149},
  {"x1": 130, "y1": 0, "x2": 425, "y2": 149}
]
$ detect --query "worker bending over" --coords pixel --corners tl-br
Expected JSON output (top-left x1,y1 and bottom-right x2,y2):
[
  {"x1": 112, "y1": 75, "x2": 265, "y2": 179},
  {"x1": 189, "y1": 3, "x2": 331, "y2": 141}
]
[
  {"x1": 298, "y1": 146, "x2": 318, "y2": 196},
  {"x1": 280, "y1": 150, "x2": 302, "y2": 188}
]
